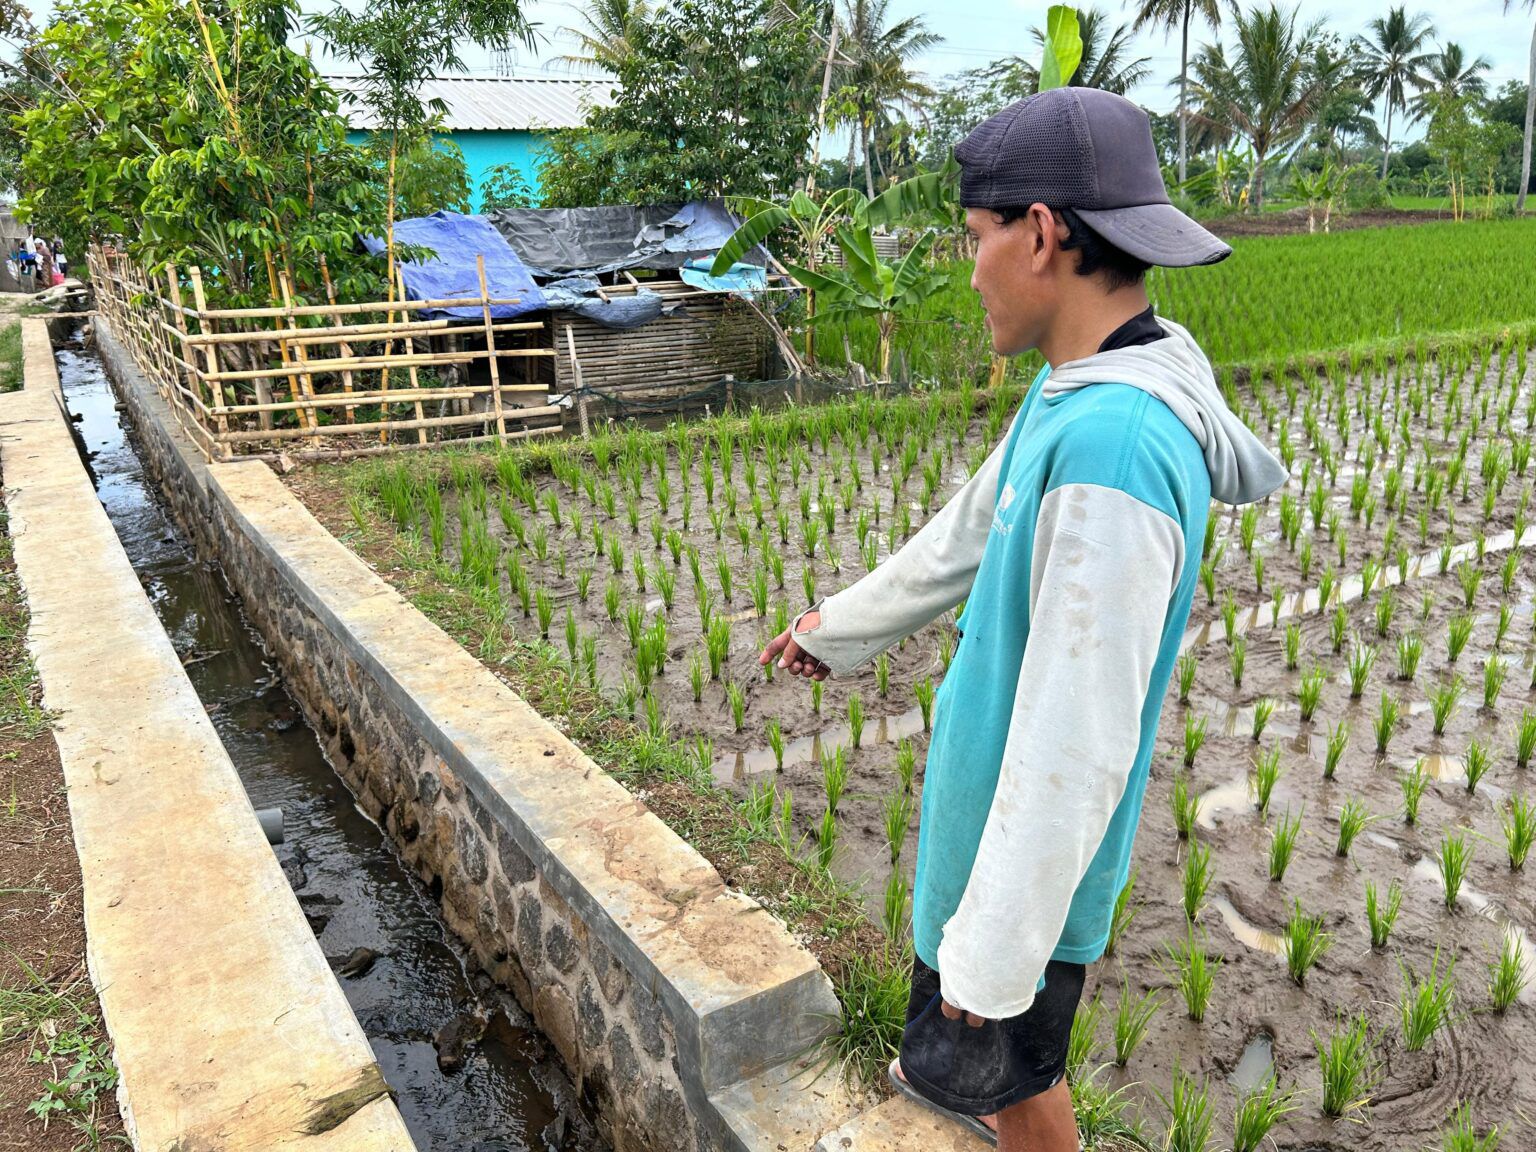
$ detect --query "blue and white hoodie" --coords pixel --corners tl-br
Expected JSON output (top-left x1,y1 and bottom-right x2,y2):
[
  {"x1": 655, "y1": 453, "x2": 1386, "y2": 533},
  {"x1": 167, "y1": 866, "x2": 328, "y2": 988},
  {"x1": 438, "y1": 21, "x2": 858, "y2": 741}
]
[{"x1": 794, "y1": 318, "x2": 1287, "y2": 1019}]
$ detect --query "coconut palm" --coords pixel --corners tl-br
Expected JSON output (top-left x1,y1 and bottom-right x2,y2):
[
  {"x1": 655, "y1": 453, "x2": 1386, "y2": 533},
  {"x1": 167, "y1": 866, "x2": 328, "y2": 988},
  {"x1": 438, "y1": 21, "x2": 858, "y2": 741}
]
[
  {"x1": 1187, "y1": 3, "x2": 1324, "y2": 210},
  {"x1": 1308, "y1": 38, "x2": 1381, "y2": 153},
  {"x1": 554, "y1": 0, "x2": 653, "y2": 74},
  {"x1": 1409, "y1": 43, "x2": 1492, "y2": 120},
  {"x1": 1354, "y1": 6, "x2": 1437, "y2": 180},
  {"x1": 991, "y1": 7, "x2": 1152, "y2": 95},
  {"x1": 1503, "y1": 0, "x2": 1535, "y2": 211},
  {"x1": 837, "y1": 0, "x2": 940, "y2": 198},
  {"x1": 1130, "y1": 0, "x2": 1223, "y2": 185}
]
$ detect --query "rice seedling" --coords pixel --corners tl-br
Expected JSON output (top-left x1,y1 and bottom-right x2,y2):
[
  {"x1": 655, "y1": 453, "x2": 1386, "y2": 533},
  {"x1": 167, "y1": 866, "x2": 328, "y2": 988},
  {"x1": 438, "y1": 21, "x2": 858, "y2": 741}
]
[
  {"x1": 881, "y1": 871, "x2": 909, "y2": 943},
  {"x1": 534, "y1": 588, "x2": 554, "y2": 639},
  {"x1": 1313, "y1": 1012, "x2": 1379, "y2": 1119},
  {"x1": 1335, "y1": 797, "x2": 1373, "y2": 858},
  {"x1": 1163, "y1": 925, "x2": 1220, "y2": 1022},
  {"x1": 1110, "y1": 977, "x2": 1159, "y2": 1067},
  {"x1": 1318, "y1": 564, "x2": 1338, "y2": 611},
  {"x1": 1298, "y1": 666, "x2": 1325, "y2": 721},
  {"x1": 914, "y1": 677, "x2": 935, "y2": 731},
  {"x1": 1182, "y1": 837, "x2": 1212, "y2": 921},
  {"x1": 1230, "y1": 1075, "x2": 1297, "y2": 1152},
  {"x1": 815, "y1": 807, "x2": 838, "y2": 873},
  {"x1": 811, "y1": 680, "x2": 823, "y2": 714},
  {"x1": 1447, "y1": 613, "x2": 1475, "y2": 662},
  {"x1": 1221, "y1": 590, "x2": 1238, "y2": 644},
  {"x1": 823, "y1": 744, "x2": 849, "y2": 814},
  {"x1": 1437, "y1": 1102, "x2": 1501, "y2": 1152},
  {"x1": 874, "y1": 652, "x2": 890, "y2": 698},
  {"x1": 1396, "y1": 632, "x2": 1423, "y2": 681},
  {"x1": 1182, "y1": 712, "x2": 1207, "y2": 768},
  {"x1": 1159, "y1": 1063, "x2": 1214, "y2": 1152},
  {"x1": 1106, "y1": 869, "x2": 1138, "y2": 957},
  {"x1": 1458, "y1": 561, "x2": 1483, "y2": 608},
  {"x1": 1347, "y1": 641, "x2": 1377, "y2": 699},
  {"x1": 1361, "y1": 556, "x2": 1382, "y2": 600},
  {"x1": 1365, "y1": 877, "x2": 1403, "y2": 949},
  {"x1": 1502, "y1": 795, "x2": 1535, "y2": 869},
  {"x1": 1269, "y1": 807, "x2": 1302, "y2": 881},
  {"x1": 1374, "y1": 588, "x2": 1396, "y2": 637},
  {"x1": 1171, "y1": 771, "x2": 1199, "y2": 839},
  {"x1": 706, "y1": 617, "x2": 731, "y2": 680},
  {"x1": 1374, "y1": 691, "x2": 1401, "y2": 754},
  {"x1": 725, "y1": 681, "x2": 746, "y2": 732},
  {"x1": 1176, "y1": 652, "x2": 1196, "y2": 704},
  {"x1": 1324, "y1": 722, "x2": 1349, "y2": 780},
  {"x1": 1251, "y1": 697, "x2": 1276, "y2": 742},
  {"x1": 1401, "y1": 761, "x2": 1431, "y2": 825},
  {"x1": 1501, "y1": 550, "x2": 1520, "y2": 597},
  {"x1": 1329, "y1": 604, "x2": 1348, "y2": 653},
  {"x1": 802, "y1": 564, "x2": 816, "y2": 606},
  {"x1": 894, "y1": 738, "x2": 915, "y2": 794},
  {"x1": 1438, "y1": 828, "x2": 1474, "y2": 910},
  {"x1": 1254, "y1": 746, "x2": 1282, "y2": 817},
  {"x1": 1399, "y1": 947, "x2": 1456, "y2": 1051},
  {"x1": 689, "y1": 652, "x2": 705, "y2": 703},
  {"x1": 1230, "y1": 635, "x2": 1247, "y2": 687},
  {"x1": 1429, "y1": 675, "x2": 1464, "y2": 735},
  {"x1": 1487, "y1": 930, "x2": 1529, "y2": 1013},
  {"x1": 1066, "y1": 991, "x2": 1103, "y2": 1083},
  {"x1": 1464, "y1": 739, "x2": 1492, "y2": 795},
  {"x1": 847, "y1": 693, "x2": 865, "y2": 749},
  {"x1": 1483, "y1": 654, "x2": 1508, "y2": 711}
]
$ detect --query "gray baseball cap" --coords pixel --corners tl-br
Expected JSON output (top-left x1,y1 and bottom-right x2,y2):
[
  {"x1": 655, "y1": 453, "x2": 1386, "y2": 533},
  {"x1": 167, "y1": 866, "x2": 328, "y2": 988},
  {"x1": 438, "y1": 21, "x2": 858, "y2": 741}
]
[{"x1": 955, "y1": 87, "x2": 1231, "y2": 268}]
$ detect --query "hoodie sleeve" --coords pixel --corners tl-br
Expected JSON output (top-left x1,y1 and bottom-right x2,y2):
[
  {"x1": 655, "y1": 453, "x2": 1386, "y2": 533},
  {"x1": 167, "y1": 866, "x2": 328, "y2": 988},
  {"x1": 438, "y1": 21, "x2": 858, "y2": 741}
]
[
  {"x1": 934, "y1": 481, "x2": 1185, "y2": 1020},
  {"x1": 787, "y1": 432, "x2": 1009, "y2": 676}
]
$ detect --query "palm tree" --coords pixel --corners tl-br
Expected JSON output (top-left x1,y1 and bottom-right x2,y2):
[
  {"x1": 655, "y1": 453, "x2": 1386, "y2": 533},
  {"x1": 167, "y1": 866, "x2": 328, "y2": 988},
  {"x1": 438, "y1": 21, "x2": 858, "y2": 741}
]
[
  {"x1": 1130, "y1": 0, "x2": 1223, "y2": 186},
  {"x1": 1354, "y1": 6, "x2": 1436, "y2": 180},
  {"x1": 993, "y1": 6, "x2": 1152, "y2": 94},
  {"x1": 1409, "y1": 43, "x2": 1492, "y2": 119},
  {"x1": 1504, "y1": 0, "x2": 1535, "y2": 212},
  {"x1": 554, "y1": 0, "x2": 653, "y2": 74},
  {"x1": 1307, "y1": 38, "x2": 1380, "y2": 153},
  {"x1": 1187, "y1": 3, "x2": 1324, "y2": 210},
  {"x1": 837, "y1": 0, "x2": 940, "y2": 198}
]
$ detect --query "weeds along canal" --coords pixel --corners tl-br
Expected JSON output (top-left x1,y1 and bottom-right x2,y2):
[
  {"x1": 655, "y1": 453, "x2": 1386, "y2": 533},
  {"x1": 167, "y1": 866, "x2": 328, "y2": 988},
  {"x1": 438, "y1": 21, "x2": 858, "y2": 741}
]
[{"x1": 55, "y1": 327, "x2": 601, "y2": 1152}]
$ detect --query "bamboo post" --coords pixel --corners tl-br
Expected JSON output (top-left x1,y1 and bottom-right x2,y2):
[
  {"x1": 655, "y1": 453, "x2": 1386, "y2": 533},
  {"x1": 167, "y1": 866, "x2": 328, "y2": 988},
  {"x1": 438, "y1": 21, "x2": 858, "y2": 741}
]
[
  {"x1": 318, "y1": 256, "x2": 357, "y2": 423},
  {"x1": 565, "y1": 324, "x2": 589, "y2": 437},
  {"x1": 279, "y1": 271, "x2": 323, "y2": 448},
  {"x1": 163, "y1": 264, "x2": 202, "y2": 415},
  {"x1": 187, "y1": 266, "x2": 232, "y2": 457},
  {"x1": 396, "y1": 266, "x2": 429, "y2": 446},
  {"x1": 477, "y1": 255, "x2": 508, "y2": 442}
]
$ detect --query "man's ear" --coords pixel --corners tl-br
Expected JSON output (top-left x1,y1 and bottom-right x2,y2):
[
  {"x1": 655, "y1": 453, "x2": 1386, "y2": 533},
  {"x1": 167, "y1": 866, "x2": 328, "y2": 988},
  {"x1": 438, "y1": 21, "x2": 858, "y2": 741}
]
[{"x1": 1027, "y1": 203, "x2": 1059, "y2": 274}]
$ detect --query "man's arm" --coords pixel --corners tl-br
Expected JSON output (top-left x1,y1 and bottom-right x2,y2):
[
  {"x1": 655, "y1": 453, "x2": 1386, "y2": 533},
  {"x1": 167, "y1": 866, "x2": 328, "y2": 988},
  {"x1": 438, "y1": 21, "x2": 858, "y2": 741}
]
[
  {"x1": 772, "y1": 429, "x2": 1012, "y2": 678},
  {"x1": 934, "y1": 481, "x2": 1184, "y2": 1020}
]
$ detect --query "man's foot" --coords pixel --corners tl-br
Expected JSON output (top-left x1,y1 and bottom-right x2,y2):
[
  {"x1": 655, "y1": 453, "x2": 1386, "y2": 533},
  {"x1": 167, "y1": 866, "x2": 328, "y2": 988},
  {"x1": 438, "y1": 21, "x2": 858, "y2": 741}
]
[{"x1": 889, "y1": 1058, "x2": 999, "y2": 1135}]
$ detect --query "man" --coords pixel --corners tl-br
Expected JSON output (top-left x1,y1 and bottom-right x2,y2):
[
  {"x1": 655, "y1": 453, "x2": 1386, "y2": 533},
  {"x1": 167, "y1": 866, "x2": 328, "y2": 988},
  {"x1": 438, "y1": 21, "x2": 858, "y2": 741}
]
[{"x1": 760, "y1": 88, "x2": 1285, "y2": 1150}]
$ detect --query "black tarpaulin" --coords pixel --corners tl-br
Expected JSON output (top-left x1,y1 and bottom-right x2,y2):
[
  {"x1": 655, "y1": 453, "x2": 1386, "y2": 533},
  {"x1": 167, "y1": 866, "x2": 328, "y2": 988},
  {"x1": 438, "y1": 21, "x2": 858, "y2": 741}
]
[{"x1": 486, "y1": 200, "x2": 753, "y2": 278}]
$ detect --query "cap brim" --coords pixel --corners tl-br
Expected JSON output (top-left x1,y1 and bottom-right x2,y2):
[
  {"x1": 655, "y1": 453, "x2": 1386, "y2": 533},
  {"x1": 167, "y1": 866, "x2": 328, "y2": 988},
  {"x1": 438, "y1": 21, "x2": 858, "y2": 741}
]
[{"x1": 1073, "y1": 202, "x2": 1231, "y2": 268}]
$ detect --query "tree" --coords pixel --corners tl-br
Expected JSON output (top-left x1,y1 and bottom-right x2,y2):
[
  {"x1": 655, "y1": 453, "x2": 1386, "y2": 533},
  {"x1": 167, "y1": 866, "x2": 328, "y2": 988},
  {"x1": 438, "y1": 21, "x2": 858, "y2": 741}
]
[
  {"x1": 1306, "y1": 37, "x2": 1380, "y2": 153},
  {"x1": 1425, "y1": 94, "x2": 1520, "y2": 219},
  {"x1": 1409, "y1": 42, "x2": 1492, "y2": 120},
  {"x1": 1354, "y1": 6, "x2": 1436, "y2": 180},
  {"x1": 479, "y1": 163, "x2": 536, "y2": 210},
  {"x1": 985, "y1": 6, "x2": 1152, "y2": 95},
  {"x1": 554, "y1": 0, "x2": 653, "y2": 74},
  {"x1": 834, "y1": 0, "x2": 939, "y2": 197},
  {"x1": 539, "y1": 0, "x2": 823, "y2": 206},
  {"x1": 1130, "y1": 0, "x2": 1222, "y2": 186},
  {"x1": 1504, "y1": 1, "x2": 1535, "y2": 211},
  {"x1": 1187, "y1": 3, "x2": 1324, "y2": 210}
]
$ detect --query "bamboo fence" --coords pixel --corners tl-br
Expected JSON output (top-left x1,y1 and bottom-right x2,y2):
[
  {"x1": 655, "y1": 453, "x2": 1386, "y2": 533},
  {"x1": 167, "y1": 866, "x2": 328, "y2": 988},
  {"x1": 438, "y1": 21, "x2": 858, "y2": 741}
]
[{"x1": 88, "y1": 245, "x2": 563, "y2": 462}]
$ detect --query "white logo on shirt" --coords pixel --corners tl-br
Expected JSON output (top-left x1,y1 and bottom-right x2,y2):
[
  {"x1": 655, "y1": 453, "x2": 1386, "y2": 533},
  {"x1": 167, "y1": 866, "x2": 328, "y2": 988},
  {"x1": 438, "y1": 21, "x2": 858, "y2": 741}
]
[{"x1": 992, "y1": 483, "x2": 1016, "y2": 535}]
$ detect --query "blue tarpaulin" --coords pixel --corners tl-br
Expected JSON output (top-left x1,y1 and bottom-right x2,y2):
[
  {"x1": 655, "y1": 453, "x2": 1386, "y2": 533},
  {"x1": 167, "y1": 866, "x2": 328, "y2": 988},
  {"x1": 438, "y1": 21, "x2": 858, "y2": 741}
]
[
  {"x1": 362, "y1": 211, "x2": 546, "y2": 320},
  {"x1": 679, "y1": 258, "x2": 769, "y2": 296}
]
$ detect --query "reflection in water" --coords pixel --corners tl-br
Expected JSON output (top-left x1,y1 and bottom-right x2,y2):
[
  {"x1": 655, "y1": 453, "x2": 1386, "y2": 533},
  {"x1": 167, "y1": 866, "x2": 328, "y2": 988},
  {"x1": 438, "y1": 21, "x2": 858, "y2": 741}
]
[
  {"x1": 1230, "y1": 1032, "x2": 1275, "y2": 1093},
  {"x1": 1212, "y1": 894, "x2": 1285, "y2": 955},
  {"x1": 58, "y1": 338, "x2": 597, "y2": 1151},
  {"x1": 714, "y1": 703, "x2": 927, "y2": 784},
  {"x1": 1410, "y1": 857, "x2": 1535, "y2": 1005}
]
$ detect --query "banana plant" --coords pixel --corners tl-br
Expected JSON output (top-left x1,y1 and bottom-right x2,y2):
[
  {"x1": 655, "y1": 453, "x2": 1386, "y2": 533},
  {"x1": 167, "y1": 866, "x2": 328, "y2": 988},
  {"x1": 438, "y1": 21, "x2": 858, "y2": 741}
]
[
  {"x1": 785, "y1": 225, "x2": 944, "y2": 380},
  {"x1": 709, "y1": 165, "x2": 955, "y2": 365},
  {"x1": 1291, "y1": 156, "x2": 1362, "y2": 233}
]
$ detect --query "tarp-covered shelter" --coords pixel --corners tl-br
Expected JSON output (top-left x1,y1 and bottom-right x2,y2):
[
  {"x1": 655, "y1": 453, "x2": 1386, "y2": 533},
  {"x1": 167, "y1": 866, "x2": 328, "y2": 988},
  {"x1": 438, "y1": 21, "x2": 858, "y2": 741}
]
[{"x1": 381, "y1": 203, "x2": 798, "y2": 415}]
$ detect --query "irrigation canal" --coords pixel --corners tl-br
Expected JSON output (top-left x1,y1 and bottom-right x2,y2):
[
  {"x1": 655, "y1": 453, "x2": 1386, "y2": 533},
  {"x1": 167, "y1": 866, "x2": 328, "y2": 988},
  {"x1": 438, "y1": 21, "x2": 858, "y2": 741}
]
[{"x1": 56, "y1": 326, "x2": 602, "y2": 1152}]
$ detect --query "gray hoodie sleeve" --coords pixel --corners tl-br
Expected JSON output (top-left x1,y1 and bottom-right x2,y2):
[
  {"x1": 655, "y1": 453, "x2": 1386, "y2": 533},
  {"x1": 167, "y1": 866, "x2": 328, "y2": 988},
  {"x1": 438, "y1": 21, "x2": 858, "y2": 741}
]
[{"x1": 788, "y1": 432, "x2": 1009, "y2": 675}]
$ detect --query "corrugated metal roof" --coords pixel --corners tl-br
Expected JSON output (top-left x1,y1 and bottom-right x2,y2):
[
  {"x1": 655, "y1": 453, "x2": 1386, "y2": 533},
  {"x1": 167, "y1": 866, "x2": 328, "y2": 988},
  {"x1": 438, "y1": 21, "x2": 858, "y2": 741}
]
[{"x1": 327, "y1": 76, "x2": 616, "y2": 132}]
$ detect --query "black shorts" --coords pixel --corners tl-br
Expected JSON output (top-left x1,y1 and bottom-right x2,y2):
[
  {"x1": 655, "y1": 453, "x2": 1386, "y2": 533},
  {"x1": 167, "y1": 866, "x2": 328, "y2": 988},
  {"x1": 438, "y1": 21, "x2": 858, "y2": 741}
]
[{"x1": 899, "y1": 955, "x2": 1086, "y2": 1116}]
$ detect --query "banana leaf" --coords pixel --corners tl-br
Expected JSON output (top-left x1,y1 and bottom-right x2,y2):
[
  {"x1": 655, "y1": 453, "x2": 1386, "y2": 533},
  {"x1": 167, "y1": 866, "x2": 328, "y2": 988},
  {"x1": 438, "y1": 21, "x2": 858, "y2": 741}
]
[
  {"x1": 709, "y1": 204, "x2": 790, "y2": 276},
  {"x1": 1038, "y1": 5, "x2": 1083, "y2": 93}
]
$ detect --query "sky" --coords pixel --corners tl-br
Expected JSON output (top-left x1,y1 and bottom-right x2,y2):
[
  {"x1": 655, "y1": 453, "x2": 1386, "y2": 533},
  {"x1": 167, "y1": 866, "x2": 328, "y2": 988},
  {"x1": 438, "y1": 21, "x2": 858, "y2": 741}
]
[{"x1": 11, "y1": 0, "x2": 1534, "y2": 143}]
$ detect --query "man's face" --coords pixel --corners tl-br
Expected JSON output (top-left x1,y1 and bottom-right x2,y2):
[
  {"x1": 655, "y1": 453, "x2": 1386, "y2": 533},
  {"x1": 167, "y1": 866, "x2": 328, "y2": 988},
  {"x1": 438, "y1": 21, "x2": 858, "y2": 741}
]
[{"x1": 967, "y1": 205, "x2": 1059, "y2": 358}]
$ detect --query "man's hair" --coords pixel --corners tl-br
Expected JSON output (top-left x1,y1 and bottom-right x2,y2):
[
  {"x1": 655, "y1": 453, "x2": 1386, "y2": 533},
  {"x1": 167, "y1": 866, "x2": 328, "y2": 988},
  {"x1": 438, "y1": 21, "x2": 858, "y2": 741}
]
[{"x1": 993, "y1": 205, "x2": 1151, "y2": 292}]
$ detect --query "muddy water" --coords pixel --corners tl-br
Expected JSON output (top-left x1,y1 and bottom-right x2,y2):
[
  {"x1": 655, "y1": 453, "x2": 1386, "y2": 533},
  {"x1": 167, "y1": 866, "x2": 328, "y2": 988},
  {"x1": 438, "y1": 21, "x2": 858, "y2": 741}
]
[{"x1": 57, "y1": 335, "x2": 599, "y2": 1152}]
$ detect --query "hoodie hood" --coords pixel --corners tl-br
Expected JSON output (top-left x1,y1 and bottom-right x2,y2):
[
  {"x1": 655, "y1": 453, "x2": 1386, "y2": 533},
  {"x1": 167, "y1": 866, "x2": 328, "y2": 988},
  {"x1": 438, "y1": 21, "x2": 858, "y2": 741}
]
[{"x1": 1044, "y1": 316, "x2": 1288, "y2": 505}]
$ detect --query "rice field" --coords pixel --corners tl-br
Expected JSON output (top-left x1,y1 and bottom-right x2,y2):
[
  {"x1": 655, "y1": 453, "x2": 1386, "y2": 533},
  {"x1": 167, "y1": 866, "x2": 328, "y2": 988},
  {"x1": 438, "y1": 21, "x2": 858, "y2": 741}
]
[{"x1": 302, "y1": 220, "x2": 1536, "y2": 1150}]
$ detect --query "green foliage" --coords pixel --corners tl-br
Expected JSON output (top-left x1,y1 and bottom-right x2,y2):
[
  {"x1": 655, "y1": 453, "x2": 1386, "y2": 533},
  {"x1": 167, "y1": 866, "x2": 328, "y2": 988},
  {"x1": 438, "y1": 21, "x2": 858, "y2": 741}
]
[
  {"x1": 539, "y1": 0, "x2": 820, "y2": 206},
  {"x1": 478, "y1": 161, "x2": 536, "y2": 210},
  {"x1": 1313, "y1": 1012, "x2": 1379, "y2": 1118}
]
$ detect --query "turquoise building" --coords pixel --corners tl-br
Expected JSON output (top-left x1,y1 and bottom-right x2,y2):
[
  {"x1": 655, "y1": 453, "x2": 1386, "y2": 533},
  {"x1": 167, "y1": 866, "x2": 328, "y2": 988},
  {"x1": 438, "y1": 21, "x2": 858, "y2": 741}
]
[{"x1": 331, "y1": 76, "x2": 615, "y2": 209}]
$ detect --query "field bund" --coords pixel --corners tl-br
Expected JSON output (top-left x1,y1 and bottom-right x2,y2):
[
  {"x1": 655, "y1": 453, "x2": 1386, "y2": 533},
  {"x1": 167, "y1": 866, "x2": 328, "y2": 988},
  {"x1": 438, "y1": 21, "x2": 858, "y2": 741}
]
[
  {"x1": 91, "y1": 314, "x2": 870, "y2": 1151},
  {"x1": 1, "y1": 318, "x2": 417, "y2": 1150}
]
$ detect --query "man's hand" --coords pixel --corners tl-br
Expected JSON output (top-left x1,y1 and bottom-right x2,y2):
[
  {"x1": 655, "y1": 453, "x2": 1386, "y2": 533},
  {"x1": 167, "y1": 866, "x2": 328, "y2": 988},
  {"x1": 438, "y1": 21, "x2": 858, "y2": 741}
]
[
  {"x1": 760, "y1": 610, "x2": 832, "y2": 680},
  {"x1": 941, "y1": 998, "x2": 989, "y2": 1028}
]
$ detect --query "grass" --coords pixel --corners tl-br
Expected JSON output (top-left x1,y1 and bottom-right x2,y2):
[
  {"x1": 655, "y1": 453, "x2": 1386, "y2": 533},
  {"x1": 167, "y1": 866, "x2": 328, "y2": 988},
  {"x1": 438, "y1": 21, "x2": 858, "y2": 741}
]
[
  {"x1": 1067, "y1": 991, "x2": 1103, "y2": 1083},
  {"x1": 820, "y1": 947, "x2": 910, "y2": 1089},
  {"x1": 1313, "y1": 1012, "x2": 1380, "y2": 1119},
  {"x1": 0, "y1": 318, "x2": 22, "y2": 393},
  {"x1": 1157, "y1": 1063, "x2": 1214, "y2": 1152},
  {"x1": 1437, "y1": 1102, "x2": 1501, "y2": 1152},
  {"x1": 1399, "y1": 947, "x2": 1457, "y2": 1051}
]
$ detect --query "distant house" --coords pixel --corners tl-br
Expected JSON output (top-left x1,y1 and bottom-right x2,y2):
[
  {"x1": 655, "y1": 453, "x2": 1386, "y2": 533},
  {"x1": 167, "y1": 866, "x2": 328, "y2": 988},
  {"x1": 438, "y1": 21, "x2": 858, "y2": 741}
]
[{"x1": 328, "y1": 76, "x2": 616, "y2": 208}]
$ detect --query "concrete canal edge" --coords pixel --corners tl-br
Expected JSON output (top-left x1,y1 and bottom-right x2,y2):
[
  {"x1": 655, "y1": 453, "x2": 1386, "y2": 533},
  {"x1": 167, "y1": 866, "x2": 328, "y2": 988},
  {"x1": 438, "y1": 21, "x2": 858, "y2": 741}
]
[
  {"x1": 92, "y1": 315, "x2": 879, "y2": 1151},
  {"x1": 2, "y1": 318, "x2": 418, "y2": 1151}
]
